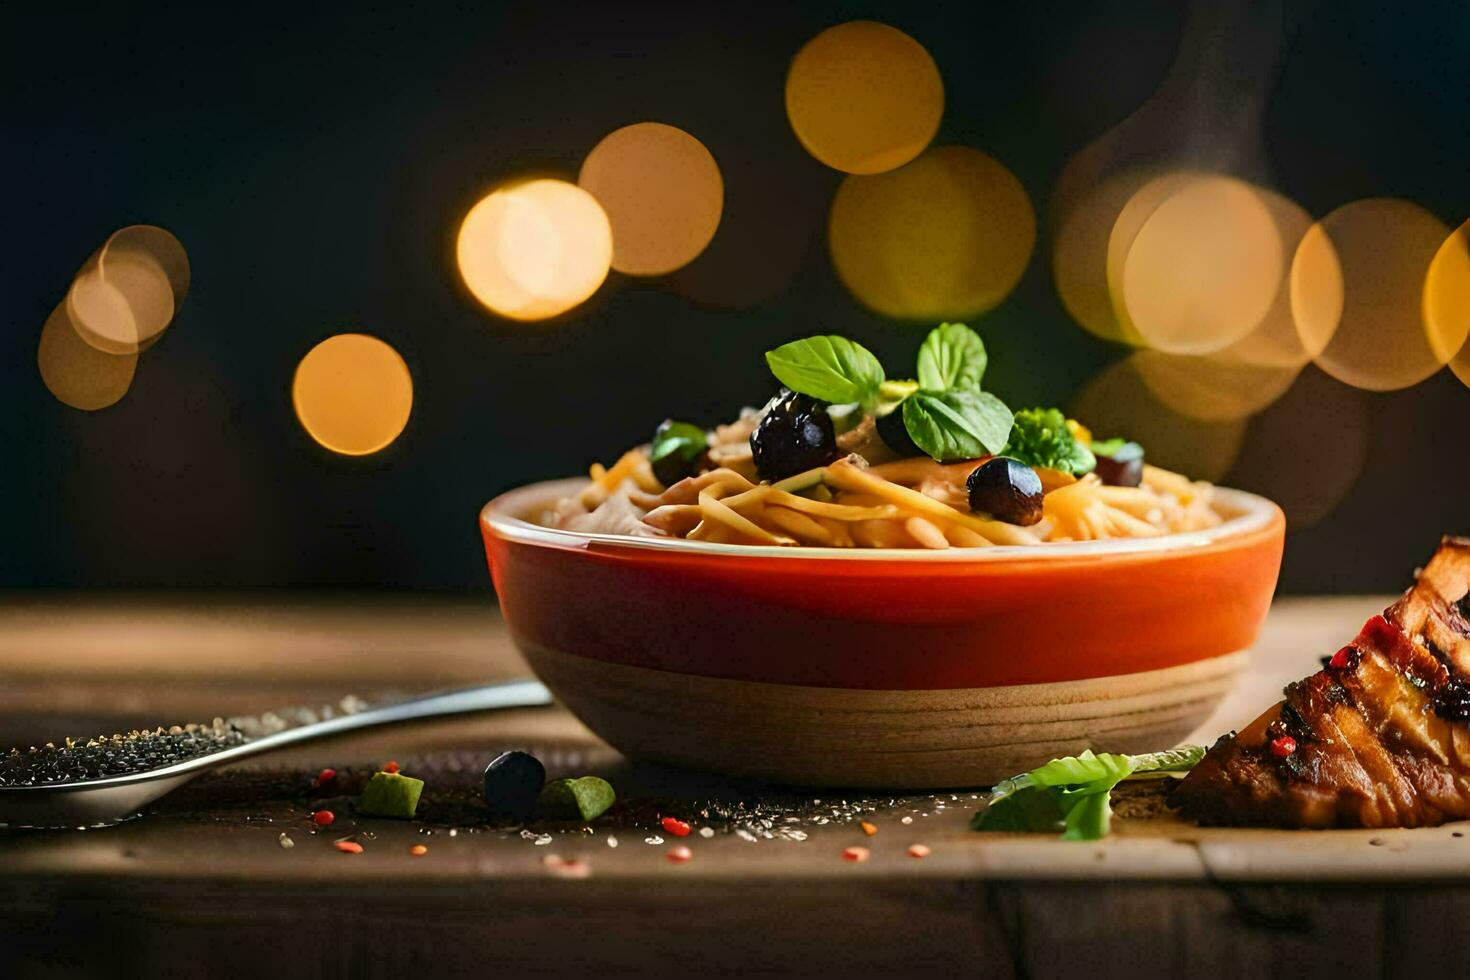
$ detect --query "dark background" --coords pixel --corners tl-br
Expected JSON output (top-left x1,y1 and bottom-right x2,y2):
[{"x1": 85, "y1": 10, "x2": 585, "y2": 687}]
[{"x1": 1, "y1": 1, "x2": 1465, "y2": 593}]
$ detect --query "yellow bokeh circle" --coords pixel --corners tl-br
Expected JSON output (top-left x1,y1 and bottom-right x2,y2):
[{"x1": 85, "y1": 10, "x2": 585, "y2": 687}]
[
  {"x1": 829, "y1": 145, "x2": 1035, "y2": 321},
  {"x1": 66, "y1": 225, "x2": 190, "y2": 356},
  {"x1": 1293, "y1": 198, "x2": 1461, "y2": 391},
  {"x1": 578, "y1": 122, "x2": 723, "y2": 276},
  {"x1": 785, "y1": 20, "x2": 943, "y2": 175},
  {"x1": 456, "y1": 179, "x2": 613, "y2": 321},
  {"x1": 1423, "y1": 218, "x2": 1470, "y2": 390},
  {"x1": 293, "y1": 333, "x2": 413, "y2": 456},
  {"x1": 37, "y1": 302, "x2": 137, "y2": 411}
]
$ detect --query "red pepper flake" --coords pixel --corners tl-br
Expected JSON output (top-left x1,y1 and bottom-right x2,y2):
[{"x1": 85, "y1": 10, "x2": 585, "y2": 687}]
[
  {"x1": 842, "y1": 846, "x2": 870, "y2": 863},
  {"x1": 666, "y1": 845, "x2": 693, "y2": 863},
  {"x1": 860, "y1": 821, "x2": 878, "y2": 837},
  {"x1": 660, "y1": 817, "x2": 692, "y2": 838},
  {"x1": 1329, "y1": 647, "x2": 1353, "y2": 669},
  {"x1": 409, "y1": 844, "x2": 428, "y2": 857},
  {"x1": 312, "y1": 809, "x2": 335, "y2": 827},
  {"x1": 312, "y1": 768, "x2": 337, "y2": 788},
  {"x1": 907, "y1": 843, "x2": 932, "y2": 859},
  {"x1": 334, "y1": 840, "x2": 363, "y2": 855},
  {"x1": 382, "y1": 761, "x2": 401, "y2": 775},
  {"x1": 1269, "y1": 736, "x2": 1298, "y2": 758}
]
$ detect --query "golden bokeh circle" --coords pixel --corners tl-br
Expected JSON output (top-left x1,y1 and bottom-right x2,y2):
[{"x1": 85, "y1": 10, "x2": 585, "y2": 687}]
[
  {"x1": 1293, "y1": 198, "x2": 1460, "y2": 391},
  {"x1": 456, "y1": 179, "x2": 613, "y2": 321},
  {"x1": 1120, "y1": 175, "x2": 1283, "y2": 356},
  {"x1": 1423, "y1": 218, "x2": 1470, "y2": 390},
  {"x1": 292, "y1": 334, "x2": 413, "y2": 456},
  {"x1": 785, "y1": 20, "x2": 943, "y2": 175},
  {"x1": 829, "y1": 146, "x2": 1035, "y2": 320},
  {"x1": 578, "y1": 122, "x2": 723, "y2": 276},
  {"x1": 1052, "y1": 167, "x2": 1159, "y2": 346},
  {"x1": 66, "y1": 225, "x2": 190, "y2": 356},
  {"x1": 1071, "y1": 357, "x2": 1247, "y2": 483},
  {"x1": 37, "y1": 302, "x2": 137, "y2": 411},
  {"x1": 1131, "y1": 349, "x2": 1300, "y2": 422}
]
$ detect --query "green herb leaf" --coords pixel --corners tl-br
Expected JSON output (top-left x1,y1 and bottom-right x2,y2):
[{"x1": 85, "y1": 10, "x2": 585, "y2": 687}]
[
  {"x1": 916, "y1": 323, "x2": 988, "y2": 393},
  {"x1": 902, "y1": 389, "x2": 1014, "y2": 462},
  {"x1": 971, "y1": 746, "x2": 1205, "y2": 840},
  {"x1": 1089, "y1": 437, "x2": 1144, "y2": 461},
  {"x1": 649, "y1": 420, "x2": 708, "y2": 467},
  {"x1": 764, "y1": 336, "x2": 886, "y2": 408},
  {"x1": 1003, "y1": 407, "x2": 1097, "y2": 475}
]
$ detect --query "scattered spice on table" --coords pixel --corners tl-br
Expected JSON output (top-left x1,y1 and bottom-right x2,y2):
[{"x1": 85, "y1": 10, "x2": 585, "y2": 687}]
[
  {"x1": 860, "y1": 821, "x2": 878, "y2": 836},
  {"x1": 312, "y1": 809, "x2": 335, "y2": 827},
  {"x1": 335, "y1": 840, "x2": 364, "y2": 855},
  {"x1": 278, "y1": 833, "x2": 294, "y2": 849},
  {"x1": 667, "y1": 846, "x2": 692, "y2": 863},
  {"x1": 842, "y1": 846, "x2": 870, "y2": 863},
  {"x1": 660, "y1": 816, "x2": 691, "y2": 837},
  {"x1": 382, "y1": 760, "x2": 401, "y2": 774},
  {"x1": 312, "y1": 768, "x2": 336, "y2": 789},
  {"x1": 907, "y1": 844, "x2": 931, "y2": 859},
  {"x1": 410, "y1": 844, "x2": 428, "y2": 856}
]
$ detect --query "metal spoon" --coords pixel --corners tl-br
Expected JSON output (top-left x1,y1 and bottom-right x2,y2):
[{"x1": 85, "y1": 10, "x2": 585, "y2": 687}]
[{"x1": 0, "y1": 679, "x2": 552, "y2": 829}]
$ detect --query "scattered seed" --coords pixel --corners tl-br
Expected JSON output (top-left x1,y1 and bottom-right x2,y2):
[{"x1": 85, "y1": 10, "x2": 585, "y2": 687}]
[
  {"x1": 644, "y1": 835, "x2": 664, "y2": 845},
  {"x1": 667, "y1": 846, "x2": 693, "y2": 863},
  {"x1": 606, "y1": 836, "x2": 619, "y2": 848},
  {"x1": 277, "y1": 833, "x2": 295, "y2": 850},
  {"x1": 312, "y1": 768, "x2": 337, "y2": 788},
  {"x1": 842, "y1": 846, "x2": 870, "y2": 863},
  {"x1": 410, "y1": 844, "x2": 428, "y2": 856},
  {"x1": 860, "y1": 821, "x2": 878, "y2": 836},
  {"x1": 312, "y1": 810, "x2": 335, "y2": 827},
  {"x1": 698, "y1": 827, "x2": 715, "y2": 839},
  {"x1": 661, "y1": 817, "x2": 692, "y2": 838},
  {"x1": 900, "y1": 816, "x2": 913, "y2": 825},
  {"x1": 335, "y1": 841, "x2": 364, "y2": 855},
  {"x1": 908, "y1": 843, "x2": 931, "y2": 859}
]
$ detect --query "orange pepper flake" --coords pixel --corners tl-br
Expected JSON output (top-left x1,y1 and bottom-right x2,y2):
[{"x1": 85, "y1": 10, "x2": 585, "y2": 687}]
[
  {"x1": 312, "y1": 810, "x2": 335, "y2": 827},
  {"x1": 409, "y1": 844, "x2": 428, "y2": 857},
  {"x1": 334, "y1": 840, "x2": 363, "y2": 855},
  {"x1": 660, "y1": 817, "x2": 692, "y2": 838},
  {"x1": 907, "y1": 843, "x2": 932, "y2": 859},
  {"x1": 842, "y1": 846, "x2": 870, "y2": 863},
  {"x1": 382, "y1": 761, "x2": 401, "y2": 774},
  {"x1": 667, "y1": 845, "x2": 693, "y2": 863},
  {"x1": 860, "y1": 821, "x2": 878, "y2": 836}
]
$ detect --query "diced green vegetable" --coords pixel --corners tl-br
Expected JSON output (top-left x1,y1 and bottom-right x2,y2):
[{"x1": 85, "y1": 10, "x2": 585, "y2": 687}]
[
  {"x1": 357, "y1": 770, "x2": 425, "y2": 819},
  {"x1": 537, "y1": 776, "x2": 616, "y2": 822}
]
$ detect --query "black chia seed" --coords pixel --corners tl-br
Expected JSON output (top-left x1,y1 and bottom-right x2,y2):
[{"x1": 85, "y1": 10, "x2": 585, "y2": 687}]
[{"x1": 0, "y1": 721, "x2": 248, "y2": 787}]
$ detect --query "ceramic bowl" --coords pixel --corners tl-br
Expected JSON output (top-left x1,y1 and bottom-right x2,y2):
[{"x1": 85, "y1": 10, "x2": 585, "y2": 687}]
[{"x1": 481, "y1": 478, "x2": 1284, "y2": 788}]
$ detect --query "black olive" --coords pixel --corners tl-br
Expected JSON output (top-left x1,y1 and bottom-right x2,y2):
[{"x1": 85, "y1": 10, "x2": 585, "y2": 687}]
[
  {"x1": 875, "y1": 404, "x2": 921, "y2": 457},
  {"x1": 750, "y1": 389, "x2": 840, "y2": 481},
  {"x1": 966, "y1": 457, "x2": 1044, "y2": 526},
  {"x1": 1093, "y1": 446, "x2": 1144, "y2": 487},
  {"x1": 483, "y1": 750, "x2": 546, "y2": 823},
  {"x1": 650, "y1": 419, "x2": 707, "y2": 487}
]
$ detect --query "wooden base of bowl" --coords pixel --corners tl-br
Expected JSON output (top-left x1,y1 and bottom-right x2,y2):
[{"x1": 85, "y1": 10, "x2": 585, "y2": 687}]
[{"x1": 519, "y1": 642, "x2": 1247, "y2": 789}]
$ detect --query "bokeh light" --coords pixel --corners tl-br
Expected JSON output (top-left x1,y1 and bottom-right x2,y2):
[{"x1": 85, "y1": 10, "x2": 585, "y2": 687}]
[
  {"x1": 1293, "y1": 198, "x2": 1462, "y2": 391},
  {"x1": 1224, "y1": 368, "x2": 1370, "y2": 530},
  {"x1": 1119, "y1": 175, "x2": 1283, "y2": 355},
  {"x1": 292, "y1": 334, "x2": 413, "y2": 456},
  {"x1": 67, "y1": 226, "x2": 189, "y2": 355},
  {"x1": 785, "y1": 20, "x2": 943, "y2": 175},
  {"x1": 578, "y1": 122, "x2": 723, "y2": 276},
  {"x1": 456, "y1": 179, "x2": 613, "y2": 321},
  {"x1": 37, "y1": 302, "x2": 137, "y2": 411},
  {"x1": 828, "y1": 146, "x2": 1035, "y2": 320},
  {"x1": 1131, "y1": 349, "x2": 1300, "y2": 422},
  {"x1": 1052, "y1": 167, "x2": 1158, "y2": 345},
  {"x1": 1071, "y1": 357, "x2": 1247, "y2": 483},
  {"x1": 1423, "y1": 218, "x2": 1470, "y2": 390}
]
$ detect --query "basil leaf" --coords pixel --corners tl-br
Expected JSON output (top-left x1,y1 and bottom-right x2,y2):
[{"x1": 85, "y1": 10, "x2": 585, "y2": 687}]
[
  {"x1": 764, "y1": 336, "x2": 886, "y2": 408},
  {"x1": 1028, "y1": 749, "x2": 1137, "y2": 788},
  {"x1": 901, "y1": 389, "x2": 1014, "y2": 462},
  {"x1": 649, "y1": 420, "x2": 707, "y2": 466},
  {"x1": 916, "y1": 322, "x2": 988, "y2": 392},
  {"x1": 972, "y1": 783, "x2": 1065, "y2": 833},
  {"x1": 1090, "y1": 437, "x2": 1144, "y2": 462},
  {"x1": 1003, "y1": 407, "x2": 1097, "y2": 475}
]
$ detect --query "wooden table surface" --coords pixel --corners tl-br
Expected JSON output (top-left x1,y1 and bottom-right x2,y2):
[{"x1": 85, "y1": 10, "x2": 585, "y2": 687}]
[{"x1": 1, "y1": 593, "x2": 1464, "y2": 979}]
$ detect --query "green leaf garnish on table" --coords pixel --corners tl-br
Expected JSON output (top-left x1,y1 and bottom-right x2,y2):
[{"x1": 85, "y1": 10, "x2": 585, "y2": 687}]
[
  {"x1": 972, "y1": 746, "x2": 1204, "y2": 841},
  {"x1": 765, "y1": 336, "x2": 886, "y2": 409},
  {"x1": 902, "y1": 389, "x2": 1014, "y2": 462},
  {"x1": 1003, "y1": 407, "x2": 1096, "y2": 475}
]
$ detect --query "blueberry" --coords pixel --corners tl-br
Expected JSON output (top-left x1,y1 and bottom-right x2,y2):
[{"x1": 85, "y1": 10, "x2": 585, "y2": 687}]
[
  {"x1": 483, "y1": 750, "x2": 546, "y2": 822},
  {"x1": 750, "y1": 389, "x2": 840, "y2": 481},
  {"x1": 966, "y1": 457, "x2": 1044, "y2": 526}
]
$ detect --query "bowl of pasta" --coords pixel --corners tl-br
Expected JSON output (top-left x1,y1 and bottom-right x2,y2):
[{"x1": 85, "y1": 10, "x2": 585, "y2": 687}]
[{"x1": 481, "y1": 326, "x2": 1285, "y2": 788}]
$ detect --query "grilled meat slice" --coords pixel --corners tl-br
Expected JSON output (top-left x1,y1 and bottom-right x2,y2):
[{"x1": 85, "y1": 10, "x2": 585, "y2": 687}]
[{"x1": 1172, "y1": 537, "x2": 1470, "y2": 828}]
